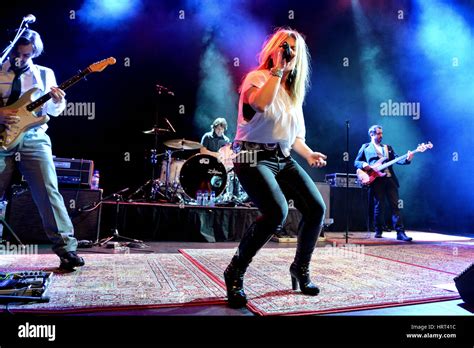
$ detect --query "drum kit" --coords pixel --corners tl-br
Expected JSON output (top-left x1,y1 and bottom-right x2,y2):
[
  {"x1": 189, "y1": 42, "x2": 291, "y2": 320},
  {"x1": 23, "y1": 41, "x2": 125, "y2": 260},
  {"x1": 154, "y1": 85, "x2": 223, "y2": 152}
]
[
  {"x1": 128, "y1": 126, "x2": 248, "y2": 205},
  {"x1": 127, "y1": 83, "x2": 248, "y2": 205}
]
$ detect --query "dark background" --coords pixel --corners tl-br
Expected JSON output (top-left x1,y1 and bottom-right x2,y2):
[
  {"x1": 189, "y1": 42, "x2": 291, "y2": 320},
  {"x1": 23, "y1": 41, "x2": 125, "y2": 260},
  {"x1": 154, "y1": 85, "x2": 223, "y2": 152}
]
[{"x1": 2, "y1": 0, "x2": 473, "y2": 234}]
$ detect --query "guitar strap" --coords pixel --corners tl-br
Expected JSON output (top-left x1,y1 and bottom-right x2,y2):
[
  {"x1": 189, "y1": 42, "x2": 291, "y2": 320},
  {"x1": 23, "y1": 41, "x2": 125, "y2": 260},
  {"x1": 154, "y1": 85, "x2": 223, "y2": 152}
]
[
  {"x1": 37, "y1": 68, "x2": 47, "y2": 117},
  {"x1": 40, "y1": 68, "x2": 47, "y2": 93},
  {"x1": 383, "y1": 145, "x2": 392, "y2": 177}
]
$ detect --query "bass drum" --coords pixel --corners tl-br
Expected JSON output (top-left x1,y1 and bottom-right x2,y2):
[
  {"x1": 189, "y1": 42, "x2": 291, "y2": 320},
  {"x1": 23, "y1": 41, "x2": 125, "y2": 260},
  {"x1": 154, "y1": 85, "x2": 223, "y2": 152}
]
[{"x1": 179, "y1": 154, "x2": 227, "y2": 200}]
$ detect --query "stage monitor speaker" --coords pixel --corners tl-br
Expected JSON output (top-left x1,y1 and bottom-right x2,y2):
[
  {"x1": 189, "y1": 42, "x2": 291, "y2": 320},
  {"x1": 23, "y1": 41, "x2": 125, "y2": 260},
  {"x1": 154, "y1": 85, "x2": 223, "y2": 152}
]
[
  {"x1": 6, "y1": 188, "x2": 102, "y2": 244},
  {"x1": 328, "y1": 186, "x2": 368, "y2": 231},
  {"x1": 315, "y1": 182, "x2": 331, "y2": 225},
  {"x1": 454, "y1": 263, "x2": 474, "y2": 305}
]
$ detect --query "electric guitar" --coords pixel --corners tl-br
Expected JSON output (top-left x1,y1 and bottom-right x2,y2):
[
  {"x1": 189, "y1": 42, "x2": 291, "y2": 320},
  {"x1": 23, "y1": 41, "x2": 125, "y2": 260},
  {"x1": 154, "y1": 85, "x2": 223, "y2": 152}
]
[
  {"x1": 356, "y1": 142, "x2": 433, "y2": 186},
  {"x1": 0, "y1": 57, "x2": 116, "y2": 152}
]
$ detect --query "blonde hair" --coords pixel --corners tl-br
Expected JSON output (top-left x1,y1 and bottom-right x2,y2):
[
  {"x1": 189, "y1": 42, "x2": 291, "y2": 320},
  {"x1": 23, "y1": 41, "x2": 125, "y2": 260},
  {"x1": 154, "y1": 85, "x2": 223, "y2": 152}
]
[{"x1": 247, "y1": 27, "x2": 311, "y2": 106}]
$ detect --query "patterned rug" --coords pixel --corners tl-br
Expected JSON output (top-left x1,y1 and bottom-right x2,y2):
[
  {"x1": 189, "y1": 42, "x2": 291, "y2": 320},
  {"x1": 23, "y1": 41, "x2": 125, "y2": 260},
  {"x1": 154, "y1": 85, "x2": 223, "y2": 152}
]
[
  {"x1": 0, "y1": 253, "x2": 226, "y2": 313},
  {"x1": 361, "y1": 243, "x2": 474, "y2": 275},
  {"x1": 180, "y1": 247, "x2": 461, "y2": 316}
]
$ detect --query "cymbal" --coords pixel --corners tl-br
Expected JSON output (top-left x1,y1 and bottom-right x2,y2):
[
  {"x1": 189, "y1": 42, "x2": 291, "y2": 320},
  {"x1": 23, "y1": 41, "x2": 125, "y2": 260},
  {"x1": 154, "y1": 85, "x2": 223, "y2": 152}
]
[
  {"x1": 164, "y1": 138, "x2": 202, "y2": 150},
  {"x1": 142, "y1": 127, "x2": 171, "y2": 134}
]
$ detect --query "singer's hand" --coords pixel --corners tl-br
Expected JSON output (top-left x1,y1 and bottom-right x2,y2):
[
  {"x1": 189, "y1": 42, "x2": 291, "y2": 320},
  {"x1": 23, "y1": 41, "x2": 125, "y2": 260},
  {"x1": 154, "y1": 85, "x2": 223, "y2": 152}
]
[
  {"x1": 307, "y1": 152, "x2": 327, "y2": 168},
  {"x1": 273, "y1": 49, "x2": 287, "y2": 70}
]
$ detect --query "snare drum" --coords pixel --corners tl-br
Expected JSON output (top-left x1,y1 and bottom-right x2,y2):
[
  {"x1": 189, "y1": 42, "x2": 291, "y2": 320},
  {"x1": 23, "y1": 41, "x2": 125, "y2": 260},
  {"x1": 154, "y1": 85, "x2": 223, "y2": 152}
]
[{"x1": 179, "y1": 154, "x2": 227, "y2": 200}]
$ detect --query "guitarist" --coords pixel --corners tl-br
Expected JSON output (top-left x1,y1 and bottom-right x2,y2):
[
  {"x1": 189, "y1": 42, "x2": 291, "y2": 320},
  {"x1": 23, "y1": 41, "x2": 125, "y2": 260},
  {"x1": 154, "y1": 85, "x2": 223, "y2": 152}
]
[
  {"x1": 0, "y1": 29, "x2": 84, "y2": 270},
  {"x1": 354, "y1": 125, "x2": 414, "y2": 241}
]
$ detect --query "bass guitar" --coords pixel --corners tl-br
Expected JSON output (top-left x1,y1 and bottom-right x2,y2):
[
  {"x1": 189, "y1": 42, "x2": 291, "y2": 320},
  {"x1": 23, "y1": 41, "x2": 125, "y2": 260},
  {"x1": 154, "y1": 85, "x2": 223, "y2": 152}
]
[{"x1": 356, "y1": 142, "x2": 433, "y2": 186}]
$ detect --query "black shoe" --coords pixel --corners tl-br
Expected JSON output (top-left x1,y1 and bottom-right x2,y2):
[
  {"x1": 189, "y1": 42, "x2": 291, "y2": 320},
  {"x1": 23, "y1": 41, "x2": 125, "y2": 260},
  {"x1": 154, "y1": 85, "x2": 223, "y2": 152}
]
[
  {"x1": 374, "y1": 231, "x2": 383, "y2": 238},
  {"x1": 396, "y1": 231, "x2": 413, "y2": 242},
  {"x1": 59, "y1": 251, "x2": 85, "y2": 271},
  {"x1": 289, "y1": 262, "x2": 320, "y2": 296}
]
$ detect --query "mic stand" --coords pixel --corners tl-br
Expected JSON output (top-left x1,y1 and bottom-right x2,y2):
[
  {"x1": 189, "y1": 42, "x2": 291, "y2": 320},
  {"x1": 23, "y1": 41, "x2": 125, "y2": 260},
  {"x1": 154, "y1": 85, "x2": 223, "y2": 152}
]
[
  {"x1": 0, "y1": 218, "x2": 24, "y2": 246},
  {"x1": 146, "y1": 84, "x2": 176, "y2": 202},
  {"x1": 1, "y1": 18, "x2": 31, "y2": 65},
  {"x1": 345, "y1": 120, "x2": 350, "y2": 244},
  {"x1": 98, "y1": 191, "x2": 145, "y2": 247},
  {"x1": 0, "y1": 191, "x2": 24, "y2": 246}
]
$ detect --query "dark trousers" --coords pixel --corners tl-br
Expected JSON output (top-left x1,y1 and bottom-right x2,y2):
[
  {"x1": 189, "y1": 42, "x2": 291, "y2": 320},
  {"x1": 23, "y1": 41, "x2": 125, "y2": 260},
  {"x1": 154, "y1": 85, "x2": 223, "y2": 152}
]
[
  {"x1": 370, "y1": 177, "x2": 404, "y2": 232},
  {"x1": 234, "y1": 148, "x2": 325, "y2": 260}
]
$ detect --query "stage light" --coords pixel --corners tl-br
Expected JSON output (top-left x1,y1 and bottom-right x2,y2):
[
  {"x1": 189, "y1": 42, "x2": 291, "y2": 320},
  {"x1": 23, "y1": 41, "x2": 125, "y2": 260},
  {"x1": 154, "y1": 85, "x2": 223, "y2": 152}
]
[
  {"x1": 414, "y1": 0, "x2": 474, "y2": 113},
  {"x1": 78, "y1": 0, "x2": 142, "y2": 29},
  {"x1": 194, "y1": 39, "x2": 238, "y2": 139},
  {"x1": 351, "y1": 0, "x2": 420, "y2": 190},
  {"x1": 188, "y1": 0, "x2": 267, "y2": 138}
]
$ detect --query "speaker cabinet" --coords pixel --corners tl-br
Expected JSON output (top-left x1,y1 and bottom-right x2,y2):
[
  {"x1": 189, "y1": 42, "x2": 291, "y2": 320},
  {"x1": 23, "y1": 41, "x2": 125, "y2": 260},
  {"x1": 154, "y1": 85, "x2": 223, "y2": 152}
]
[
  {"x1": 328, "y1": 187, "x2": 369, "y2": 231},
  {"x1": 454, "y1": 263, "x2": 474, "y2": 305},
  {"x1": 315, "y1": 182, "x2": 331, "y2": 225},
  {"x1": 6, "y1": 188, "x2": 102, "y2": 244}
]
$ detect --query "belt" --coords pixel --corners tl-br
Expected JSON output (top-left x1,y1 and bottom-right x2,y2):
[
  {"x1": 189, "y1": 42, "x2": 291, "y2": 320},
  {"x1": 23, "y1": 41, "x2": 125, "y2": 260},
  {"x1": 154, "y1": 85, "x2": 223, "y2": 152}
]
[{"x1": 232, "y1": 141, "x2": 278, "y2": 152}]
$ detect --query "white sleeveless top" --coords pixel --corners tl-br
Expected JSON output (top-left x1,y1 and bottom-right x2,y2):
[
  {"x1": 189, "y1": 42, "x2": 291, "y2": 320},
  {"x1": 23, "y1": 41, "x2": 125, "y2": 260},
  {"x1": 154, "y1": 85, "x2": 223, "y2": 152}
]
[{"x1": 235, "y1": 70, "x2": 306, "y2": 157}]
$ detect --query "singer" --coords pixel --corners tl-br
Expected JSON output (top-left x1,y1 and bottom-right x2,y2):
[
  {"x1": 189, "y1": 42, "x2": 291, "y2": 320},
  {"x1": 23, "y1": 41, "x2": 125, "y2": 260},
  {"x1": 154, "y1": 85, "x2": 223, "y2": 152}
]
[
  {"x1": 223, "y1": 27, "x2": 327, "y2": 308},
  {"x1": 0, "y1": 29, "x2": 85, "y2": 271}
]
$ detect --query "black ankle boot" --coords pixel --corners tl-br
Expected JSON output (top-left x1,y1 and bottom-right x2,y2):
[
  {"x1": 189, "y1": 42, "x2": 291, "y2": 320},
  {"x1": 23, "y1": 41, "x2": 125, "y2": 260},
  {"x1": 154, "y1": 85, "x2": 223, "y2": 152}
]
[
  {"x1": 290, "y1": 224, "x2": 323, "y2": 296},
  {"x1": 223, "y1": 220, "x2": 275, "y2": 308},
  {"x1": 224, "y1": 256, "x2": 248, "y2": 308},
  {"x1": 290, "y1": 262, "x2": 320, "y2": 296}
]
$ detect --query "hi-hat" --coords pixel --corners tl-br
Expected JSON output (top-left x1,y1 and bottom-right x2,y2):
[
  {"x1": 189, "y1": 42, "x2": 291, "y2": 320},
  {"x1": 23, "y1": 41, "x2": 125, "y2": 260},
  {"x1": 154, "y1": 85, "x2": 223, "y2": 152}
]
[
  {"x1": 142, "y1": 127, "x2": 171, "y2": 134},
  {"x1": 164, "y1": 138, "x2": 202, "y2": 150}
]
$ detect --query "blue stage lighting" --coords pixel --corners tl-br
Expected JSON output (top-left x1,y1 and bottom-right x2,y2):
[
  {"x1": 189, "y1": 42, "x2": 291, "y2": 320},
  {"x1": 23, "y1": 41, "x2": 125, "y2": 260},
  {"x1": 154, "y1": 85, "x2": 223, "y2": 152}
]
[{"x1": 78, "y1": 0, "x2": 142, "y2": 29}]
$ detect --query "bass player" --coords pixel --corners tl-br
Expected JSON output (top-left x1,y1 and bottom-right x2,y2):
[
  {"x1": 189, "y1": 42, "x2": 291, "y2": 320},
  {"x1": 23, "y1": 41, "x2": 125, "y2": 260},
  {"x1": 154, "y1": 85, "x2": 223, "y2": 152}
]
[{"x1": 354, "y1": 124, "x2": 414, "y2": 241}]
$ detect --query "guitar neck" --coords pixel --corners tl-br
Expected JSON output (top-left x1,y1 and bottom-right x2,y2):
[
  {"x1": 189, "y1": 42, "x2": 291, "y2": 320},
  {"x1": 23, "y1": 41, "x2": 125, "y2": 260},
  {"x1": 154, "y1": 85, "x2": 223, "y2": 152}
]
[
  {"x1": 26, "y1": 68, "x2": 92, "y2": 112},
  {"x1": 378, "y1": 149, "x2": 418, "y2": 171}
]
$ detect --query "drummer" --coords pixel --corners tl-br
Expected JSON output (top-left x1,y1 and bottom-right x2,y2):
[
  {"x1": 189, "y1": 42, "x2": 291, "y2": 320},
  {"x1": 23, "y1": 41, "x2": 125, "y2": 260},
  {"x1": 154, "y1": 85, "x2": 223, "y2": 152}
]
[{"x1": 200, "y1": 117, "x2": 231, "y2": 158}]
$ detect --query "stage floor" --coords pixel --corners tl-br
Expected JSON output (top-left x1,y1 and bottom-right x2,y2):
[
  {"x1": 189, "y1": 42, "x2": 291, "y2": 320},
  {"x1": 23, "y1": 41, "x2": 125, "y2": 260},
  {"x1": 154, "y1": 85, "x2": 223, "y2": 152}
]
[{"x1": 9, "y1": 233, "x2": 472, "y2": 317}]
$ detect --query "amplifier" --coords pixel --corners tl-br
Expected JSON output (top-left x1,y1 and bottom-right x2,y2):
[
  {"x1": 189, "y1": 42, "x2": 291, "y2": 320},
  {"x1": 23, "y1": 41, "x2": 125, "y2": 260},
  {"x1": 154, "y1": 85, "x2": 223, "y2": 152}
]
[
  {"x1": 325, "y1": 173, "x2": 361, "y2": 188},
  {"x1": 6, "y1": 188, "x2": 102, "y2": 243},
  {"x1": 328, "y1": 186, "x2": 369, "y2": 231},
  {"x1": 53, "y1": 157, "x2": 94, "y2": 188}
]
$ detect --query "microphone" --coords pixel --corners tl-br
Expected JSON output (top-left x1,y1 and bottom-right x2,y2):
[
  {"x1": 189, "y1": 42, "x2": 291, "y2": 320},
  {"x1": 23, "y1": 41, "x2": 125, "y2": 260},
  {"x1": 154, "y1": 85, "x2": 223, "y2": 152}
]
[
  {"x1": 164, "y1": 118, "x2": 176, "y2": 133},
  {"x1": 280, "y1": 41, "x2": 292, "y2": 62},
  {"x1": 23, "y1": 14, "x2": 36, "y2": 24}
]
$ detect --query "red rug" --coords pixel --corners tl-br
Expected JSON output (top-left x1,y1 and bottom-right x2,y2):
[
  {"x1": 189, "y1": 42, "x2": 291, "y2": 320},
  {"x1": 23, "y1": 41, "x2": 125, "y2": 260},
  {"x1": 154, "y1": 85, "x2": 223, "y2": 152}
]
[
  {"x1": 360, "y1": 243, "x2": 474, "y2": 275},
  {"x1": 180, "y1": 247, "x2": 461, "y2": 316},
  {"x1": 326, "y1": 231, "x2": 473, "y2": 246},
  {"x1": 0, "y1": 253, "x2": 226, "y2": 313}
]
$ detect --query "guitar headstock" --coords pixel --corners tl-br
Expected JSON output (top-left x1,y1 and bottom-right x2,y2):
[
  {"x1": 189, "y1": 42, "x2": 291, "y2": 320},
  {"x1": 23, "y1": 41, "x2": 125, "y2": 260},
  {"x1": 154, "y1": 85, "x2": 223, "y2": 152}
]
[
  {"x1": 416, "y1": 141, "x2": 434, "y2": 153},
  {"x1": 86, "y1": 57, "x2": 116, "y2": 73}
]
